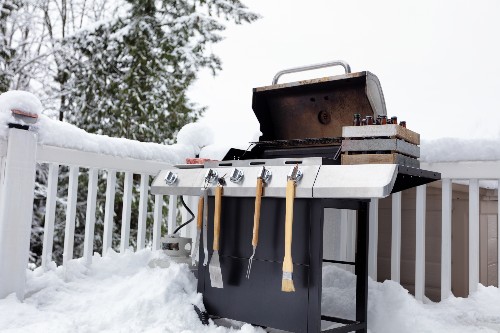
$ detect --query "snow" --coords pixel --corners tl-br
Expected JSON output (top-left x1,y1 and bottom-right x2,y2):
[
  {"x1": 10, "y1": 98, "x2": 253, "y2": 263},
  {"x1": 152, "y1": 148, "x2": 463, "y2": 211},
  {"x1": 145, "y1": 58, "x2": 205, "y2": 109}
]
[
  {"x1": 0, "y1": 91, "x2": 196, "y2": 165},
  {"x1": 1, "y1": 253, "x2": 499, "y2": 333},
  {"x1": 0, "y1": 90, "x2": 43, "y2": 117},
  {"x1": 0, "y1": 250, "x2": 262, "y2": 333},
  {"x1": 322, "y1": 264, "x2": 500, "y2": 333},
  {"x1": 177, "y1": 122, "x2": 216, "y2": 156},
  {"x1": 420, "y1": 138, "x2": 500, "y2": 163}
]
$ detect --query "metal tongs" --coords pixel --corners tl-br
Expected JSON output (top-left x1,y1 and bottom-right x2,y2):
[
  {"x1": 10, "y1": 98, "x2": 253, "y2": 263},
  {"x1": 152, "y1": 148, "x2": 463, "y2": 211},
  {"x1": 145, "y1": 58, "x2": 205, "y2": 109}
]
[{"x1": 246, "y1": 166, "x2": 272, "y2": 279}]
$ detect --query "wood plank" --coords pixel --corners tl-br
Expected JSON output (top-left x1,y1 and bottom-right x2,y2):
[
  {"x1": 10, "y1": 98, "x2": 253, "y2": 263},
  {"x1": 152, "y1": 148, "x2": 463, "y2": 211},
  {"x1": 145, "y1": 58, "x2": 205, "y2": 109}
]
[
  {"x1": 152, "y1": 194, "x2": 163, "y2": 250},
  {"x1": 441, "y1": 179, "x2": 452, "y2": 300},
  {"x1": 341, "y1": 138, "x2": 420, "y2": 158},
  {"x1": 342, "y1": 124, "x2": 420, "y2": 145},
  {"x1": 120, "y1": 172, "x2": 133, "y2": 253},
  {"x1": 37, "y1": 144, "x2": 178, "y2": 175},
  {"x1": 391, "y1": 192, "x2": 402, "y2": 283},
  {"x1": 83, "y1": 168, "x2": 99, "y2": 265},
  {"x1": 42, "y1": 163, "x2": 59, "y2": 269},
  {"x1": 167, "y1": 195, "x2": 178, "y2": 235},
  {"x1": 341, "y1": 153, "x2": 420, "y2": 168},
  {"x1": 63, "y1": 166, "x2": 79, "y2": 265},
  {"x1": 415, "y1": 185, "x2": 427, "y2": 301},
  {"x1": 469, "y1": 179, "x2": 480, "y2": 294},
  {"x1": 368, "y1": 198, "x2": 379, "y2": 281},
  {"x1": 102, "y1": 170, "x2": 117, "y2": 256},
  {"x1": 137, "y1": 174, "x2": 149, "y2": 250}
]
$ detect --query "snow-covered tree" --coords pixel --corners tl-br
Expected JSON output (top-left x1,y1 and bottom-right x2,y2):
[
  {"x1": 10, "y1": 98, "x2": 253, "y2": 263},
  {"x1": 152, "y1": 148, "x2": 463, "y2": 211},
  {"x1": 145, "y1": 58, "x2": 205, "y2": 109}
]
[{"x1": 64, "y1": 0, "x2": 258, "y2": 143}]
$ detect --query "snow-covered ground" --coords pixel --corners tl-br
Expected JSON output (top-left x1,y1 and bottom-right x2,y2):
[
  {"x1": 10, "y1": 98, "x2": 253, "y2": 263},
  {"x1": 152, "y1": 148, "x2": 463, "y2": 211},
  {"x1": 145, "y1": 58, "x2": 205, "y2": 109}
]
[{"x1": 1, "y1": 250, "x2": 499, "y2": 333}]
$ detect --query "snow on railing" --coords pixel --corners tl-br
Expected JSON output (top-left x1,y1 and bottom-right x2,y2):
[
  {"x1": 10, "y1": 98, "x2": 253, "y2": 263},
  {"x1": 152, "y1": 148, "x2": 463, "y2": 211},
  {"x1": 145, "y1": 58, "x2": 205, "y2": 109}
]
[{"x1": 0, "y1": 91, "x2": 209, "y2": 299}]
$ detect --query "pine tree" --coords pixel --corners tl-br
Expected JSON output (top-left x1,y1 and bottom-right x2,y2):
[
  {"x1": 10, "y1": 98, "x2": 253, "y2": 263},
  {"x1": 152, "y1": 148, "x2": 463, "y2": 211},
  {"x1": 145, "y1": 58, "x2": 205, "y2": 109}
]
[{"x1": 64, "y1": 0, "x2": 258, "y2": 144}]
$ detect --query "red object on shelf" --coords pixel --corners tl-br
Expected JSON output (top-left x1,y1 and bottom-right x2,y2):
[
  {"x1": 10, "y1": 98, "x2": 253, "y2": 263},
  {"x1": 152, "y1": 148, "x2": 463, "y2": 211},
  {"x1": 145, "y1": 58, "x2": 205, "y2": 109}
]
[{"x1": 186, "y1": 158, "x2": 213, "y2": 164}]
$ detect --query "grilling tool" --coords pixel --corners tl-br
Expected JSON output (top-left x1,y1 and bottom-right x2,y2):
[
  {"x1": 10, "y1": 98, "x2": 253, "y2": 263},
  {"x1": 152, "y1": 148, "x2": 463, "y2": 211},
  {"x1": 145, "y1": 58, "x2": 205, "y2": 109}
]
[
  {"x1": 282, "y1": 165, "x2": 302, "y2": 292},
  {"x1": 191, "y1": 192, "x2": 205, "y2": 266},
  {"x1": 209, "y1": 184, "x2": 224, "y2": 288},
  {"x1": 246, "y1": 167, "x2": 269, "y2": 279}
]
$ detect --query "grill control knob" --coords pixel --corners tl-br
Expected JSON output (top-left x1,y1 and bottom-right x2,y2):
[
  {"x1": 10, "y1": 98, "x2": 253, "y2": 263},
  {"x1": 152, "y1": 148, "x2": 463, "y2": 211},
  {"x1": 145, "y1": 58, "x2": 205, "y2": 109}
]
[
  {"x1": 204, "y1": 169, "x2": 218, "y2": 185},
  {"x1": 164, "y1": 171, "x2": 178, "y2": 185},
  {"x1": 287, "y1": 166, "x2": 303, "y2": 183},
  {"x1": 229, "y1": 168, "x2": 244, "y2": 184},
  {"x1": 259, "y1": 166, "x2": 272, "y2": 184}
]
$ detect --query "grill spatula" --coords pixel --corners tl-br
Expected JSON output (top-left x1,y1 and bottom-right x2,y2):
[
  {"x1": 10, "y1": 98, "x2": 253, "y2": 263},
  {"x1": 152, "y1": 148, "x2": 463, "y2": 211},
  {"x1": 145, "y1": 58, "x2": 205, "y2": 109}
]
[{"x1": 209, "y1": 185, "x2": 224, "y2": 288}]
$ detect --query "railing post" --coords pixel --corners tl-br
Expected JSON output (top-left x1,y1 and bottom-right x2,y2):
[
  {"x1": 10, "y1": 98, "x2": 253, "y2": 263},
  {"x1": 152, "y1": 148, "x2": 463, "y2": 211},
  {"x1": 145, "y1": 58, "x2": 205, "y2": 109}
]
[
  {"x1": 469, "y1": 179, "x2": 479, "y2": 294},
  {"x1": 368, "y1": 198, "x2": 379, "y2": 281},
  {"x1": 415, "y1": 185, "x2": 427, "y2": 301},
  {"x1": 0, "y1": 126, "x2": 38, "y2": 300},
  {"x1": 391, "y1": 192, "x2": 402, "y2": 283},
  {"x1": 441, "y1": 179, "x2": 452, "y2": 300}
]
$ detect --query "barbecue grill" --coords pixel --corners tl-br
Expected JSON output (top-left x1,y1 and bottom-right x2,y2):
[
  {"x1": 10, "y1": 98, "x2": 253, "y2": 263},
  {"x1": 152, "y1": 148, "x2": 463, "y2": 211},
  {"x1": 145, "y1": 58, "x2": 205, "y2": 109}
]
[{"x1": 151, "y1": 61, "x2": 440, "y2": 333}]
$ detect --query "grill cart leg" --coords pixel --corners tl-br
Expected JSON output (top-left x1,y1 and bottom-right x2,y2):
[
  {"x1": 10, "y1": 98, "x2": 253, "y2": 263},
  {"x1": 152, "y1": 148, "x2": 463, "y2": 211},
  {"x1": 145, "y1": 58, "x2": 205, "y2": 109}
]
[{"x1": 319, "y1": 199, "x2": 369, "y2": 333}]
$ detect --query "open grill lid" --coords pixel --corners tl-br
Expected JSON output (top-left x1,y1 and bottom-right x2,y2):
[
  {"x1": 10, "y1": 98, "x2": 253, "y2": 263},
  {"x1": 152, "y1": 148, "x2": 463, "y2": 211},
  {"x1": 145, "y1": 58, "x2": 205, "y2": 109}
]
[{"x1": 252, "y1": 61, "x2": 387, "y2": 141}]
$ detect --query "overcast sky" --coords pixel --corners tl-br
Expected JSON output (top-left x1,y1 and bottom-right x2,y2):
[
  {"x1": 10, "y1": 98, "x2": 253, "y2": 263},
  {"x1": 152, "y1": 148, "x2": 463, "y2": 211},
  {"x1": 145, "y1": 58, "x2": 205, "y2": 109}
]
[{"x1": 189, "y1": 0, "x2": 500, "y2": 146}]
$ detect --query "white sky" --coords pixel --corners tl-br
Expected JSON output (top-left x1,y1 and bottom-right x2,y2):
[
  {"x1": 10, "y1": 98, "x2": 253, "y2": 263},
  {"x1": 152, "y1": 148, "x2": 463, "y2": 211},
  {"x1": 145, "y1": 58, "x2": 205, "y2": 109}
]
[{"x1": 189, "y1": 0, "x2": 500, "y2": 146}]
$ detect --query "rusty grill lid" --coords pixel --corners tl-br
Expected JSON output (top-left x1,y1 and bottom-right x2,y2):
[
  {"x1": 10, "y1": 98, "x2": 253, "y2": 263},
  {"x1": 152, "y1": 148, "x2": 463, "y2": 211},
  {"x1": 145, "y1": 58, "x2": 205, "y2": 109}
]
[{"x1": 252, "y1": 61, "x2": 387, "y2": 141}]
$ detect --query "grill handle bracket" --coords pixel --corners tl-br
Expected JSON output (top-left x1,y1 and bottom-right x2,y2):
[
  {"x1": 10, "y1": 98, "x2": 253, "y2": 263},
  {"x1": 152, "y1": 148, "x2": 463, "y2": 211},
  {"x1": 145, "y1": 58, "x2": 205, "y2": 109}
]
[{"x1": 272, "y1": 60, "x2": 351, "y2": 85}]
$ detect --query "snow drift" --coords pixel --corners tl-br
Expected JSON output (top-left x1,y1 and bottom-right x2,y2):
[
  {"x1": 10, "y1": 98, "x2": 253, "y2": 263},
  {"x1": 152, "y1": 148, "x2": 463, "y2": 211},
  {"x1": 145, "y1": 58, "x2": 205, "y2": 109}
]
[{"x1": 1, "y1": 251, "x2": 499, "y2": 333}]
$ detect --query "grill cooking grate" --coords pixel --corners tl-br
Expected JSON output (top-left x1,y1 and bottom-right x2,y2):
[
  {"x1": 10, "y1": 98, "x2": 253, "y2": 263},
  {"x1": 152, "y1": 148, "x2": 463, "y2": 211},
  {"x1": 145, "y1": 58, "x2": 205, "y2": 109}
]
[{"x1": 250, "y1": 137, "x2": 343, "y2": 149}]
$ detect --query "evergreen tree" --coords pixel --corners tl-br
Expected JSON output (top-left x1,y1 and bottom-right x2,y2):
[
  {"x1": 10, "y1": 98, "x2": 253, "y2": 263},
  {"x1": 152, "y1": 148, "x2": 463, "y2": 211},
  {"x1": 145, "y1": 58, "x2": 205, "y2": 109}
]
[{"x1": 64, "y1": 0, "x2": 258, "y2": 143}]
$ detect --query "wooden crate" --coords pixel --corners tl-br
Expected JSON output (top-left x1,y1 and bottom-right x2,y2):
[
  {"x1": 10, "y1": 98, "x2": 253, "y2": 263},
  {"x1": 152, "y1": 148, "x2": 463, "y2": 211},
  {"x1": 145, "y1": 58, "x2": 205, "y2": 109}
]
[
  {"x1": 341, "y1": 153, "x2": 420, "y2": 168},
  {"x1": 342, "y1": 124, "x2": 420, "y2": 145},
  {"x1": 341, "y1": 138, "x2": 420, "y2": 158}
]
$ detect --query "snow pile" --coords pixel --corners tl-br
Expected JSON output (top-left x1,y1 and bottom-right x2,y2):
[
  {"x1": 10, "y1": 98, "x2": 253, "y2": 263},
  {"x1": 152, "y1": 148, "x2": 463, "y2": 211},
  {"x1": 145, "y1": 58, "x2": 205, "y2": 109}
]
[
  {"x1": 0, "y1": 90, "x2": 42, "y2": 118},
  {"x1": 0, "y1": 250, "x2": 261, "y2": 333},
  {"x1": 177, "y1": 122, "x2": 215, "y2": 156},
  {"x1": 1, "y1": 254, "x2": 499, "y2": 333},
  {"x1": 0, "y1": 90, "x2": 208, "y2": 165},
  {"x1": 421, "y1": 138, "x2": 500, "y2": 163},
  {"x1": 322, "y1": 265, "x2": 500, "y2": 333}
]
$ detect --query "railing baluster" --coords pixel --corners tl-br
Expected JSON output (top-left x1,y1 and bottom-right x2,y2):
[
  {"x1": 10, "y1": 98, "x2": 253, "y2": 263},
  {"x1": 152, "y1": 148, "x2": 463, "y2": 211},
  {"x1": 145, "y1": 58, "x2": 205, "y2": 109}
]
[
  {"x1": 120, "y1": 172, "x2": 133, "y2": 253},
  {"x1": 63, "y1": 166, "x2": 79, "y2": 265},
  {"x1": 167, "y1": 195, "x2": 177, "y2": 234},
  {"x1": 153, "y1": 194, "x2": 163, "y2": 250},
  {"x1": 368, "y1": 198, "x2": 379, "y2": 280},
  {"x1": 441, "y1": 179, "x2": 453, "y2": 300},
  {"x1": 340, "y1": 209, "x2": 348, "y2": 270},
  {"x1": 391, "y1": 192, "x2": 402, "y2": 283},
  {"x1": 137, "y1": 174, "x2": 148, "y2": 250},
  {"x1": 102, "y1": 170, "x2": 117, "y2": 256},
  {"x1": 469, "y1": 179, "x2": 480, "y2": 294},
  {"x1": 42, "y1": 163, "x2": 59, "y2": 269},
  {"x1": 415, "y1": 185, "x2": 427, "y2": 301},
  {"x1": 83, "y1": 168, "x2": 99, "y2": 265}
]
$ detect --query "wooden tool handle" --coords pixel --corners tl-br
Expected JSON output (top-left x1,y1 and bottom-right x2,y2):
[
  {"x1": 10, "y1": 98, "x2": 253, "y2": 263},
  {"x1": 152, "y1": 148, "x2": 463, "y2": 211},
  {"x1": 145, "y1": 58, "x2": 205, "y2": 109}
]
[
  {"x1": 252, "y1": 177, "x2": 264, "y2": 247},
  {"x1": 284, "y1": 179, "x2": 296, "y2": 259},
  {"x1": 197, "y1": 195, "x2": 204, "y2": 231},
  {"x1": 213, "y1": 186, "x2": 223, "y2": 251}
]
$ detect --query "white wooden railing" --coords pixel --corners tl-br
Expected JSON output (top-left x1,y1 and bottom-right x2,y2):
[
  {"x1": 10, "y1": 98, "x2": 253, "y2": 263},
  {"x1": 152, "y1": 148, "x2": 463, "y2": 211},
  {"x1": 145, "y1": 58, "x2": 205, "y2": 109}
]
[
  {"x1": 0, "y1": 121, "x2": 498, "y2": 303},
  {"x1": 0, "y1": 124, "x2": 194, "y2": 299},
  {"x1": 367, "y1": 161, "x2": 500, "y2": 301}
]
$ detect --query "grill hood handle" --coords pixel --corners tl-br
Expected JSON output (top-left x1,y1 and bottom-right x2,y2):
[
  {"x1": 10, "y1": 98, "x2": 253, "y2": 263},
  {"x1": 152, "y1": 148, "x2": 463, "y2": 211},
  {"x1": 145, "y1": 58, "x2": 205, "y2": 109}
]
[{"x1": 272, "y1": 60, "x2": 351, "y2": 85}]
